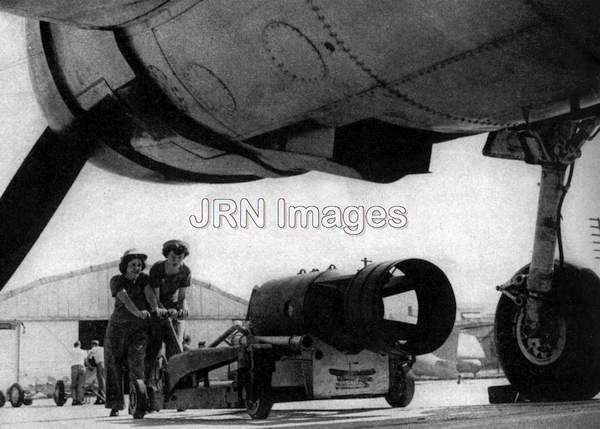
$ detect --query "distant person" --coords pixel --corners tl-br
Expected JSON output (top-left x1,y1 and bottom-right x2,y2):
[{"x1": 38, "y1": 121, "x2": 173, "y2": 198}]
[
  {"x1": 182, "y1": 335, "x2": 192, "y2": 352},
  {"x1": 70, "y1": 341, "x2": 87, "y2": 405},
  {"x1": 145, "y1": 240, "x2": 191, "y2": 374},
  {"x1": 87, "y1": 340, "x2": 105, "y2": 404},
  {"x1": 104, "y1": 249, "x2": 152, "y2": 417}
]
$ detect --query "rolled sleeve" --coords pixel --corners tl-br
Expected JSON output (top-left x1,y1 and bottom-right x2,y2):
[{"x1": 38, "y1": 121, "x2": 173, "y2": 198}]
[
  {"x1": 149, "y1": 263, "x2": 162, "y2": 289},
  {"x1": 182, "y1": 270, "x2": 191, "y2": 288},
  {"x1": 109, "y1": 276, "x2": 124, "y2": 298}
]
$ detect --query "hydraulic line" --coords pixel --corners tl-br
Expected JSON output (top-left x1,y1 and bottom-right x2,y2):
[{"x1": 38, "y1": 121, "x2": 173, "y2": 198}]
[{"x1": 556, "y1": 162, "x2": 575, "y2": 268}]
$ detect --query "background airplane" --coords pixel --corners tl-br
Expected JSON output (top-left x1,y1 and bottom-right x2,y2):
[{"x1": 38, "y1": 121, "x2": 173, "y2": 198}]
[
  {"x1": 1, "y1": 1, "x2": 600, "y2": 403},
  {"x1": 410, "y1": 309, "x2": 493, "y2": 380}
]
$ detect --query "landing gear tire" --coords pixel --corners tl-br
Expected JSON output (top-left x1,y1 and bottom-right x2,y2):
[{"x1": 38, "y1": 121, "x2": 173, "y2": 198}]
[
  {"x1": 0, "y1": 390, "x2": 5, "y2": 407},
  {"x1": 385, "y1": 373, "x2": 415, "y2": 407},
  {"x1": 242, "y1": 375, "x2": 273, "y2": 420},
  {"x1": 54, "y1": 381, "x2": 66, "y2": 406},
  {"x1": 495, "y1": 262, "x2": 600, "y2": 401},
  {"x1": 129, "y1": 379, "x2": 148, "y2": 419},
  {"x1": 8, "y1": 383, "x2": 24, "y2": 407}
]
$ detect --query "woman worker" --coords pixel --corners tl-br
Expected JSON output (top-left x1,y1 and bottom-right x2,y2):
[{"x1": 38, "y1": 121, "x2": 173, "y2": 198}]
[
  {"x1": 104, "y1": 249, "x2": 152, "y2": 417},
  {"x1": 145, "y1": 240, "x2": 191, "y2": 368}
]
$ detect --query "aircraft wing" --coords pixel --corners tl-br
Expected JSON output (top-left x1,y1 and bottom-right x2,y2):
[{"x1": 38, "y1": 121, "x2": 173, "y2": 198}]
[{"x1": 412, "y1": 353, "x2": 459, "y2": 379}]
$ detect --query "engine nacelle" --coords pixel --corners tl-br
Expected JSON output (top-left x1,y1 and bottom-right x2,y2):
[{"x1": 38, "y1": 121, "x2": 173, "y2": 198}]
[{"x1": 247, "y1": 259, "x2": 456, "y2": 355}]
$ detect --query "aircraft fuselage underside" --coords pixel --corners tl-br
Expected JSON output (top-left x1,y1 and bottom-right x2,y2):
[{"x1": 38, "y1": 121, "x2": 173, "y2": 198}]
[{"x1": 24, "y1": 0, "x2": 600, "y2": 183}]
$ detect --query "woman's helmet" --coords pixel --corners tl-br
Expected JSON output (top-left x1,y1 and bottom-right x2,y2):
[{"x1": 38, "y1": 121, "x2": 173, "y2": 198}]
[
  {"x1": 162, "y1": 240, "x2": 190, "y2": 258},
  {"x1": 119, "y1": 248, "x2": 148, "y2": 273}
]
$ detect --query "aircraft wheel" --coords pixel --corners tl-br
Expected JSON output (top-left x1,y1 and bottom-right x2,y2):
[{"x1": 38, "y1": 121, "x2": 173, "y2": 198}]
[
  {"x1": 129, "y1": 379, "x2": 148, "y2": 419},
  {"x1": 54, "y1": 381, "x2": 67, "y2": 406},
  {"x1": 495, "y1": 262, "x2": 600, "y2": 401},
  {"x1": 385, "y1": 371, "x2": 415, "y2": 407},
  {"x1": 8, "y1": 383, "x2": 24, "y2": 407},
  {"x1": 242, "y1": 375, "x2": 273, "y2": 420},
  {"x1": 0, "y1": 390, "x2": 5, "y2": 407}
]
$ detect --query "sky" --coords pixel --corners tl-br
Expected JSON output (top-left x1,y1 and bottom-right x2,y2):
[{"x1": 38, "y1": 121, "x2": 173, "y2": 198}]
[{"x1": 1, "y1": 13, "x2": 600, "y2": 312}]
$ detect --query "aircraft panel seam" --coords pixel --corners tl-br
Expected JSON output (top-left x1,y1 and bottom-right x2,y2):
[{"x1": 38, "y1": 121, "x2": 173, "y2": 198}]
[
  {"x1": 394, "y1": 23, "x2": 546, "y2": 85},
  {"x1": 149, "y1": 28, "x2": 242, "y2": 138},
  {"x1": 305, "y1": 0, "x2": 514, "y2": 129}
]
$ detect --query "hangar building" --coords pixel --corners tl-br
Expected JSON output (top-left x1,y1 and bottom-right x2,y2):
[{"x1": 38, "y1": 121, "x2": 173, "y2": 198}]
[{"x1": 0, "y1": 261, "x2": 248, "y2": 382}]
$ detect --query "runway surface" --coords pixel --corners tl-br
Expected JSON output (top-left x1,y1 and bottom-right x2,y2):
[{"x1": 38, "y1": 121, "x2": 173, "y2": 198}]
[{"x1": 1, "y1": 378, "x2": 599, "y2": 429}]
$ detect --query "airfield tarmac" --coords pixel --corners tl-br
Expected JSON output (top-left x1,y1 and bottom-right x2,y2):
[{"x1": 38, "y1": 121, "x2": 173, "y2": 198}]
[{"x1": 1, "y1": 378, "x2": 599, "y2": 429}]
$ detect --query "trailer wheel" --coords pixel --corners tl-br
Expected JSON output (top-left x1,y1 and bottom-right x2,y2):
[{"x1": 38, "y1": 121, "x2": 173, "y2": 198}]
[
  {"x1": 53, "y1": 381, "x2": 67, "y2": 406},
  {"x1": 129, "y1": 379, "x2": 148, "y2": 419},
  {"x1": 147, "y1": 353, "x2": 166, "y2": 412},
  {"x1": 8, "y1": 383, "x2": 24, "y2": 407},
  {"x1": 385, "y1": 372, "x2": 415, "y2": 407},
  {"x1": 242, "y1": 376, "x2": 273, "y2": 420},
  {"x1": 0, "y1": 390, "x2": 5, "y2": 407}
]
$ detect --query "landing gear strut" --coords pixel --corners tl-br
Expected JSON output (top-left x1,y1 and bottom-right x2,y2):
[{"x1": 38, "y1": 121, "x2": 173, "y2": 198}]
[{"x1": 485, "y1": 111, "x2": 600, "y2": 401}]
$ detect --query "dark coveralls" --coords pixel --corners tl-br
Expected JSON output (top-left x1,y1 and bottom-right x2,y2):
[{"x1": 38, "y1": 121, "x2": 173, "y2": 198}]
[
  {"x1": 104, "y1": 273, "x2": 151, "y2": 411},
  {"x1": 145, "y1": 261, "x2": 191, "y2": 378}
]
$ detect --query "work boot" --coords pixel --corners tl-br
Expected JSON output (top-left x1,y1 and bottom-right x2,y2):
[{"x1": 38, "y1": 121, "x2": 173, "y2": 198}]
[{"x1": 109, "y1": 409, "x2": 119, "y2": 417}]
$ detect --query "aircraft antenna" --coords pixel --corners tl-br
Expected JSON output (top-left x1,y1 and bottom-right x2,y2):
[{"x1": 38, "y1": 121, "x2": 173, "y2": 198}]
[{"x1": 590, "y1": 217, "x2": 600, "y2": 260}]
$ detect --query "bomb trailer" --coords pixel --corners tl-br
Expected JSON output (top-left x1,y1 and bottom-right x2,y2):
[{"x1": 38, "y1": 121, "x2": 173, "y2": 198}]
[{"x1": 125, "y1": 259, "x2": 456, "y2": 419}]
